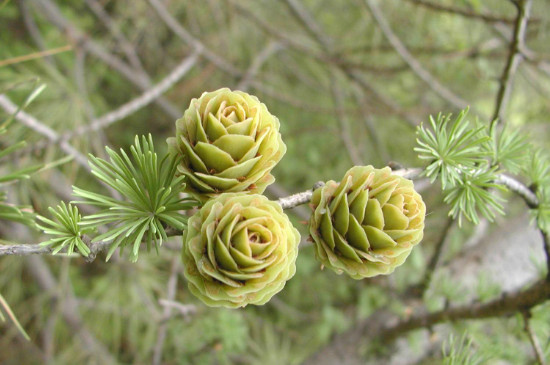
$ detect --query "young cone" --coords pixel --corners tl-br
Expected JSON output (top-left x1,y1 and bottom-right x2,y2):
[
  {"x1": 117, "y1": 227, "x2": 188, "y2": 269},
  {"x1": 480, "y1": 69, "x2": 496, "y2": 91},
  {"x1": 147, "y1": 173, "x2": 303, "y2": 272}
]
[
  {"x1": 309, "y1": 166, "x2": 425, "y2": 279},
  {"x1": 182, "y1": 193, "x2": 300, "y2": 308},
  {"x1": 169, "y1": 88, "x2": 286, "y2": 202}
]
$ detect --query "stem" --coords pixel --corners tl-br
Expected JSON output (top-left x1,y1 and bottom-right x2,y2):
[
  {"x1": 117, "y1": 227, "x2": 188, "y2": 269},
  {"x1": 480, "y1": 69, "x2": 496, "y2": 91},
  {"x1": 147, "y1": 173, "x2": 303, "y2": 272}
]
[
  {"x1": 491, "y1": 0, "x2": 533, "y2": 127},
  {"x1": 522, "y1": 310, "x2": 547, "y2": 365},
  {"x1": 277, "y1": 181, "x2": 324, "y2": 210},
  {"x1": 419, "y1": 216, "x2": 455, "y2": 294},
  {"x1": 374, "y1": 278, "x2": 550, "y2": 342}
]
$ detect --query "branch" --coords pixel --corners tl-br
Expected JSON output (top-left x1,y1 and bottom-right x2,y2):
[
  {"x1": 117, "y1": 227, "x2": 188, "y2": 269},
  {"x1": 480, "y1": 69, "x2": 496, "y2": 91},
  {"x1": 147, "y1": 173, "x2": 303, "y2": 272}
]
[
  {"x1": 147, "y1": 0, "x2": 350, "y2": 120},
  {"x1": 282, "y1": 0, "x2": 407, "y2": 160},
  {"x1": 541, "y1": 231, "x2": 550, "y2": 282},
  {"x1": 152, "y1": 257, "x2": 179, "y2": 365},
  {"x1": 494, "y1": 173, "x2": 549, "y2": 277},
  {"x1": 0, "y1": 237, "x2": 108, "y2": 260},
  {"x1": 277, "y1": 181, "x2": 325, "y2": 210},
  {"x1": 158, "y1": 300, "x2": 197, "y2": 320},
  {"x1": 0, "y1": 45, "x2": 73, "y2": 67},
  {"x1": 236, "y1": 41, "x2": 283, "y2": 91},
  {"x1": 0, "y1": 94, "x2": 89, "y2": 168},
  {"x1": 34, "y1": 0, "x2": 181, "y2": 119},
  {"x1": 0, "y1": 243, "x2": 51, "y2": 256},
  {"x1": 0, "y1": 227, "x2": 182, "y2": 260},
  {"x1": 415, "y1": 216, "x2": 455, "y2": 295},
  {"x1": 373, "y1": 278, "x2": 550, "y2": 341},
  {"x1": 281, "y1": 0, "x2": 332, "y2": 49},
  {"x1": 83, "y1": 0, "x2": 146, "y2": 73},
  {"x1": 17, "y1": 49, "x2": 198, "y2": 155},
  {"x1": 329, "y1": 71, "x2": 363, "y2": 166},
  {"x1": 65, "y1": 52, "x2": 199, "y2": 138},
  {"x1": 0, "y1": 169, "x2": 540, "y2": 261},
  {"x1": 491, "y1": 0, "x2": 533, "y2": 127},
  {"x1": 364, "y1": 0, "x2": 470, "y2": 111},
  {"x1": 495, "y1": 173, "x2": 538, "y2": 208},
  {"x1": 25, "y1": 256, "x2": 117, "y2": 364},
  {"x1": 522, "y1": 310, "x2": 547, "y2": 365},
  {"x1": 146, "y1": 0, "x2": 242, "y2": 77},
  {"x1": 228, "y1": 0, "x2": 418, "y2": 127},
  {"x1": 405, "y1": 0, "x2": 526, "y2": 24},
  {"x1": 378, "y1": 170, "x2": 550, "y2": 341}
]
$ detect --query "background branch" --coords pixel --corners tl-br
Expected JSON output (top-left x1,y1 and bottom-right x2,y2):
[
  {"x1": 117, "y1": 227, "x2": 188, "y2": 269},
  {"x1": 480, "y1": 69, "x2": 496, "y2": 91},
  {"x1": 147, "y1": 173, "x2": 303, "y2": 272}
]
[
  {"x1": 373, "y1": 278, "x2": 550, "y2": 341},
  {"x1": 491, "y1": 0, "x2": 533, "y2": 127},
  {"x1": 522, "y1": 310, "x2": 547, "y2": 365},
  {"x1": 364, "y1": 0, "x2": 471, "y2": 112}
]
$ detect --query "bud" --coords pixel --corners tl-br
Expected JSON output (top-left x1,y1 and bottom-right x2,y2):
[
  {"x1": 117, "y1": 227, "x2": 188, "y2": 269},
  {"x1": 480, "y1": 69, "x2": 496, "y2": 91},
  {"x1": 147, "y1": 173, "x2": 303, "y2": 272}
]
[{"x1": 309, "y1": 166, "x2": 425, "y2": 278}]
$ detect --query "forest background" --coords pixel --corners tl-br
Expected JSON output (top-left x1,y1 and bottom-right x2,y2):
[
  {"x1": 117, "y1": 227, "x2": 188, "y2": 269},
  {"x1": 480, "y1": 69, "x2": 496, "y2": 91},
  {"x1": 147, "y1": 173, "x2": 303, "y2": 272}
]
[{"x1": 1, "y1": 0, "x2": 550, "y2": 364}]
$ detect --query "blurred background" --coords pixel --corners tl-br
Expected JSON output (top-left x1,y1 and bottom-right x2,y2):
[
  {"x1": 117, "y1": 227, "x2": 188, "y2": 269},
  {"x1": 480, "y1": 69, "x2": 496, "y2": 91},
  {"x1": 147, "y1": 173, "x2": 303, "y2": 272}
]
[{"x1": 1, "y1": 0, "x2": 549, "y2": 364}]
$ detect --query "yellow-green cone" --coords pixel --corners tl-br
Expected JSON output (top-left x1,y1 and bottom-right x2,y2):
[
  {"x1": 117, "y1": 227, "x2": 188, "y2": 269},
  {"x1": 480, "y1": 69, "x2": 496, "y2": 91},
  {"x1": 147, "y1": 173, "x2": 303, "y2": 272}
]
[
  {"x1": 169, "y1": 88, "x2": 286, "y2": 202},
  {"x1": 309, "y1": 166, "x2": 425, "y2": 279},
  {"x1": 182, "y1": 193, "x2": 300, "y2": 308}
]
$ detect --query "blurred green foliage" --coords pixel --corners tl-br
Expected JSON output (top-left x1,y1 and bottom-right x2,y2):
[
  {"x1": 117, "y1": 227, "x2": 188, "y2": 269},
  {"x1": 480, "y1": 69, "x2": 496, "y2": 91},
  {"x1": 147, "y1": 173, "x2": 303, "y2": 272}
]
[{"x1": 0, "y1": 0, "x2": 549, "y2": 364}]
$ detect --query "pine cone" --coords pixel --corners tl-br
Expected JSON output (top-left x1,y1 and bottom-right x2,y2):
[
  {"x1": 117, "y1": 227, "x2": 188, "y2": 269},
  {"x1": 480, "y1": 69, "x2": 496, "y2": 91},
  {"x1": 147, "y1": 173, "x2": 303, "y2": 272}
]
[
  {"x1": 309, "y1": 166, "x2": 425, "y2": 279},
  {"x1": 182, "y1": 193, "x2": 300, "y2": 308},
  {"x1": 169, "y1": 88, "x2": 286, "y2": 202}
]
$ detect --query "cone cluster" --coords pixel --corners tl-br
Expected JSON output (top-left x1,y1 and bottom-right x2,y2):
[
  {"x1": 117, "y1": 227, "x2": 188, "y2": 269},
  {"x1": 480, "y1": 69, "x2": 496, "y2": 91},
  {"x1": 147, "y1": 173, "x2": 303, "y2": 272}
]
[{"x1": 174, "y1": 89, "x2": 425, "y2": 307}]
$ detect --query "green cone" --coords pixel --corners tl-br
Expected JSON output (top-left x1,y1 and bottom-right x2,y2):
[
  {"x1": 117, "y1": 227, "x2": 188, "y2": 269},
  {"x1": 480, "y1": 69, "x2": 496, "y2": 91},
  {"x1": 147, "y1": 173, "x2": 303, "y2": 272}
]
[
  {"x1": 169, "y1": 88, "x2": 286, "y2": 202},
  {"x1": 309, "y1": 166, "x2": 425, "y2": 279},
  {"x1": 182, "y1": 193, "x2": 300, "y2": 308}
]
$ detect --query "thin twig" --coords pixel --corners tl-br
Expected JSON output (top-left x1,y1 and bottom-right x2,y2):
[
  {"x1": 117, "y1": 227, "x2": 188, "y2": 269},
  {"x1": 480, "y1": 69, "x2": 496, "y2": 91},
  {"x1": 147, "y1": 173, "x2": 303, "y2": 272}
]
[
  {"x1": 146, "y1": 0, "x2": 242, "y2": 77},
  {"x1": 84, "y1": 0, "x2": 146, "y2": 73},
  {"x1": 417, "y1": 216, "x2": 455, "y2": 294},
  {"x1": 0, "y1": 94, "x2": 89, "y2": 168},
  {"x1": 25, "y1": 256, "x2": 117, "y2": 364},
  {"x1": 282, "y1": 0, "x2": 394, "y2": 163},
  {"x1": 237, "y1": 42, "x2": 283, "y2": 91},
  {"x1": 364, "y1": 0, "x2": 470, "y2": 111},
  {"x1": 158, "y1": 300, "x2": 197, "y2": 320},
  {"x1": 152, "y1": 257, "x2": 179, "y2": 365},
  {"x1": 541, "y1": 231, "x2": 550, "y2": 282},
  {"x1": 34, "y1": 0, "x2": 181, "y2": 119},
  {"x1": 495, "y1": 173, "x2": 549, "y2": 276},
  {"x1": 0, "y1": 244, "x2": 51, "y2": 256},
  {"x1": 329, "y1": 71, "x2": 363, "y2": 166},
  {"x1": 351, "y1": 86, "x2": 390, "y2": 164},
  {"x1": 282, "y1": 0, "x2": 332, "y2": 49},
  {"x1": 405, "y1": 0, "x2": 527, "y2": 24},
  {"x1": 73, "y1": 48, "x2": 110, "y2": 158},
  {"x1": 277, "y1": 167, "x2": 424, "y2": 210},
  {"x1": 0, "y1": 45, "x2": 73, "y2": 67},
  {"x1": 17, "y1": 0, "x2": 55, "y2": 66},
  {"x1": 66, "y1": 52, "x2": 199, "y2": 138},
  {"x1": 0, "y1": 227, "x2": 182, "y2": 259},
  {"x1": 277, "y1": 181, "x2": 325, "y2": 210},
  {"x1": 490, "y1": 0, "x2": 533, "y2": 128},
  {"x1": 0, "y1": 169, "x2": 540, "y2": 259},
  {"x1": 495, "y1": 173, "x2": 538, "y2": 208},
  {"x1": 522, "y1": 310, "x2": 547, "y2": 365},
  {"x1": 229, "y1": 0, "x2": 418, "y2": 127},
  {"x1": 20, "y1": 50, "x2": 198, "y2": 155},
  {"x1": 391, "y1": 166, "x2": 423, "y2": 179}
]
